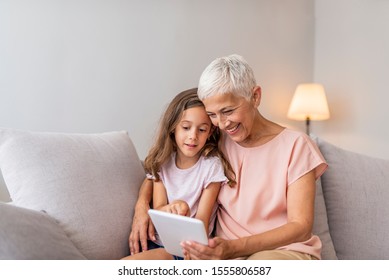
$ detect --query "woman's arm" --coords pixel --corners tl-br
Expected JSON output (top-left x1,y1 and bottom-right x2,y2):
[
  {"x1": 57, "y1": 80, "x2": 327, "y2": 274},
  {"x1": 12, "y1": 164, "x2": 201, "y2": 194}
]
[
  {"x1": 227, "y1": 169, "x2": 316, "y2": 258},
  {"x1": 129, "y1": 178, "x2": 154, "y2": 255},
  {"x1": 194, "y1": 182, "x2": 221, "y2": 235},
  {"x1": 182, "y1": 170, "x2": 316, "y2": 259}
]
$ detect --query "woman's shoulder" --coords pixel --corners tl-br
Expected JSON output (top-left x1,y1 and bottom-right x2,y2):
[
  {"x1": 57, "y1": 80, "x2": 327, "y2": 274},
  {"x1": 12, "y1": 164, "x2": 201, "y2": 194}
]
[
  {"x1": 281, "y1": 128, "x2": 317, "y2": 145},
  {"x1": 280, "y1": 129, "x2": 324, "y2": 158}
]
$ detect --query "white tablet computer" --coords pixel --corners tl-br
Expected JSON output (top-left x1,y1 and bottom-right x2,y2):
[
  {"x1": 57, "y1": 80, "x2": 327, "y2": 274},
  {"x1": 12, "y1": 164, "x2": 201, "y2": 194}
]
[{"x1": 148, "y1": 209, "x2": 208, "y2": 258}]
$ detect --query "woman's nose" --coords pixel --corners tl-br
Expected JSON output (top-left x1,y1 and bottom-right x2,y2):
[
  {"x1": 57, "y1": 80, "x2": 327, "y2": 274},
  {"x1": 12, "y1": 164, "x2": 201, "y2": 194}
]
[
  {"x1": 212, "y1": 115, "x2": 225, "y2": 128},
  {"x1": 217, "y1": 116, "x2": 229, "y2": 130}
]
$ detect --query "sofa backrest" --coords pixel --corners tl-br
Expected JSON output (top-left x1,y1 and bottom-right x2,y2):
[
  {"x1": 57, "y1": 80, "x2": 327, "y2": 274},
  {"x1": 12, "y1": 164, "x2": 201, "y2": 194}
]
[{"x1": 315, "y1": 137, "x2": 389, "y2": 260}]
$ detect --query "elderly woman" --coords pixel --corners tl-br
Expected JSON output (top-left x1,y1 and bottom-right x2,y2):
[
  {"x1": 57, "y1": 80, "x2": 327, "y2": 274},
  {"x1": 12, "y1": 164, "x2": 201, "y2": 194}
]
[{"x1": 130, "y1": 54, "x2": 327, "y2": 260}]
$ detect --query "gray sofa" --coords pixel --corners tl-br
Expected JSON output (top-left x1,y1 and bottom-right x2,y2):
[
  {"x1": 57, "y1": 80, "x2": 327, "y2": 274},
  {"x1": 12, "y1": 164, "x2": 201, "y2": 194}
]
[{"x1": 0, "y1": 128, "x2": 388, "y2": 260}]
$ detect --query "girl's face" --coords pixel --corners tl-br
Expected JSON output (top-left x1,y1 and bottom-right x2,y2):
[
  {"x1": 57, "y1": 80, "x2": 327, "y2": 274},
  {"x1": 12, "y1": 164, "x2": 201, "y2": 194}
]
[
  {"x1": 174, "y1": 106, "x2": 212, "y2": 167},
  {"x1": 203, "y1": 91, "x2": 259, "y2": 145}
]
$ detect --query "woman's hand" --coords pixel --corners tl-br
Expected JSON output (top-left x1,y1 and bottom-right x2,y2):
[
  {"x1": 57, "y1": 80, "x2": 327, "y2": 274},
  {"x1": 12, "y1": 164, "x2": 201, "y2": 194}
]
[
  {"x1": 159, "y1": 200, "x2": 190, "y2": 216},
  {"x1": 181, "y1": 237, "x2": 231, "y2": 260},
  {"x1": 129, "y1": 200, "x2": 155, "y2": 255}
]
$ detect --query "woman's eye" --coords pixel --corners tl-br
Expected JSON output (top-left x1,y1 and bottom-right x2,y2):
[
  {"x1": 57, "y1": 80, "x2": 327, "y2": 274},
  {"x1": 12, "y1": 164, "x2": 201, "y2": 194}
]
[{"x1": 223, "y1": 110, "x2": 234, "y2": 115}]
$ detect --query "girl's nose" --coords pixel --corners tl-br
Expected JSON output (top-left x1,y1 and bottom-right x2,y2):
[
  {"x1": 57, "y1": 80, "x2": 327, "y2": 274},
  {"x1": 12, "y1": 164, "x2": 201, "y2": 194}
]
[{"x1": 189, "y1": 130, "x2": 198, "y2": 140}]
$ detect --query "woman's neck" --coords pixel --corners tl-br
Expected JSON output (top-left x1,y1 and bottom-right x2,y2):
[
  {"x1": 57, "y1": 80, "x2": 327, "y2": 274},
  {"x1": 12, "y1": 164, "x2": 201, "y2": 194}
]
[{"x1": 239, "y1": 114, "x2": 285, "y2": 148}]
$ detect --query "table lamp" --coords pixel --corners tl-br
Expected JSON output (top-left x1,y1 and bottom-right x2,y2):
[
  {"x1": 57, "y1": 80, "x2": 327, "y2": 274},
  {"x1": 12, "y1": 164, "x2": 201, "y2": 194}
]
[{"x1": 287, "y1": 83, "x2": 330, "y2": 135}]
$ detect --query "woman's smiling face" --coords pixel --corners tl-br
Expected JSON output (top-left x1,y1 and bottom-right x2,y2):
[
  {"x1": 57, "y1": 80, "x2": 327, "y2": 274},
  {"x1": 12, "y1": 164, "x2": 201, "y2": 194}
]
[{"x1": 203, "y1": 92, "x2": 258, "y2": 145}]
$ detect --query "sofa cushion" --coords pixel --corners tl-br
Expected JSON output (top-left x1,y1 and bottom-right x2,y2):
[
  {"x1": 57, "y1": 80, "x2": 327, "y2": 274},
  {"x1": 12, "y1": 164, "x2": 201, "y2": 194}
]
[
  {"x1": 0, "y1": 129, "x2": 145, "y2": 259},
  {"x1": 0, "y1": 202, "x2": 86, "y2": 260},
  {"x1": 312, "y1": 178, "x2": 337, "y2": 259},
  {"x1": 317, "y1": 138, "x2": 389, "y2": 259}
]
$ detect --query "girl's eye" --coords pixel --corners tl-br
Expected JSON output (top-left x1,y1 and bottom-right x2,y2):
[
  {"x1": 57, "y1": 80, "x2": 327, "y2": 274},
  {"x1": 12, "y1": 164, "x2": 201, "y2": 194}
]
[
  {"x1": 199, "y1": 128, "x2": 207, "y2": 133},
  {"x1": 182, "y1": 126, "x2": 190, "y2": 130}
]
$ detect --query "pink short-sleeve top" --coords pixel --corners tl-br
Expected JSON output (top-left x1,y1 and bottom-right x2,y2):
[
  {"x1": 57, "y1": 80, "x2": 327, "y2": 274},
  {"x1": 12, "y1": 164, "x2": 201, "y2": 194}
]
[{"x1": 216, "y1": 128, "x2": 327, "y2": 259}]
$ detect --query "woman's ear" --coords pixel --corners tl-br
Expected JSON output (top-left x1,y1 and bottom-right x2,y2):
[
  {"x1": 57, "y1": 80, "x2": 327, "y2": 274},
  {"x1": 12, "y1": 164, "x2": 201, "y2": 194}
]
[{"x1": 251, "y1": 86, "x2": 262, "y2": 107}]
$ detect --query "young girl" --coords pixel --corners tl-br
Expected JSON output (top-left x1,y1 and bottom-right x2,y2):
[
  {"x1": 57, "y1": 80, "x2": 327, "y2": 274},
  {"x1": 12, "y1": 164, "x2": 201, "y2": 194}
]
[{"x1": 123, "y1": 88, "x2": 235, "y2": 260}]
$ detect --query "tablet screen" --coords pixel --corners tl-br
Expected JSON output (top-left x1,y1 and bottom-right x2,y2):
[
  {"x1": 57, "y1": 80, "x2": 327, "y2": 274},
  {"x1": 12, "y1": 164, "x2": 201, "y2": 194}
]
[{"x1": 148, "y1": 209, "x2": 208, "y2": 258}]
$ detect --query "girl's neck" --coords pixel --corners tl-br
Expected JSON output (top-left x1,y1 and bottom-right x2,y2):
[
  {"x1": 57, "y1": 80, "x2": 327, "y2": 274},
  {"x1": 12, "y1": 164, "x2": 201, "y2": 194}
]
[{"x1": 175, "y1": 152, "x2": 201, "y2": 169}]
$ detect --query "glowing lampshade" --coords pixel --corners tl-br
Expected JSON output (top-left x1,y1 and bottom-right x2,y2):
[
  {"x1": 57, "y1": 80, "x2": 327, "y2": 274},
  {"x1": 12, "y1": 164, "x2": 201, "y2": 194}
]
[{"x1": 287, "y1": 83, "x2": 330, "y2": 134}]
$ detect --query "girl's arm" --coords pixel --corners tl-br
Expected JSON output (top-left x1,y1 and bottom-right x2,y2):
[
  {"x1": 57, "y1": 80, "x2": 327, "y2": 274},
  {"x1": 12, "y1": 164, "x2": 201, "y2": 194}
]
[
  {"x1": 194, "y1": 182, "x2": 221, "y2": 236},
  {"x1": 152, "y1": 180, "x2": 168, "y2": 210},
  {"x1": 153, "y1": 180, "x2": 190, "y2": 216}
]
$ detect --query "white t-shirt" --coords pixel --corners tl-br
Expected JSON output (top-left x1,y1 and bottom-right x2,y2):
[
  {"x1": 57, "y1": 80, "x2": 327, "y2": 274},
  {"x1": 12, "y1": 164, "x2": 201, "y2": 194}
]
[{"x1": 149, "y1": 153, "x2": 228, "y2": 240}]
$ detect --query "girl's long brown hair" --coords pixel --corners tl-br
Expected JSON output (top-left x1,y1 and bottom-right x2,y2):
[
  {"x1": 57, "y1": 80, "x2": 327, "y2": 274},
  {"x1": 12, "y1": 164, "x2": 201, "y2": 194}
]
[{"x1": 144, "y1": 88, "x2": 235, "y2": 186}]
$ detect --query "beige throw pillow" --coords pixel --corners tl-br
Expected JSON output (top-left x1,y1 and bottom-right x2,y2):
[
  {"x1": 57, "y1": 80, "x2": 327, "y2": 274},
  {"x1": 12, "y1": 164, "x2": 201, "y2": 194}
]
[{"x1": 0, "y1": 129, "x2": 145, "y2": 259}]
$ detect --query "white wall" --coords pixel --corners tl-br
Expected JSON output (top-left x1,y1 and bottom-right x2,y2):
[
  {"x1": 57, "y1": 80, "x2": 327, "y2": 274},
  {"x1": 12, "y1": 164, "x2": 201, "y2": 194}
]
[
  {"x1": 0, "y1": 0, "x2": 314, "y2": 201},
  {"x1": 313, "y1": 0, "x2": 389, "y2": 159}
]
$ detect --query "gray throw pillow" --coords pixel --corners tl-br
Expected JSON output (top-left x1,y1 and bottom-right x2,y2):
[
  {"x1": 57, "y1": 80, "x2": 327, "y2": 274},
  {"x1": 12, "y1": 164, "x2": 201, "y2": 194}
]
[
  {"x1": 317, "y1": 138, "x2": 389, "y2": 259},
  {"x1": 0, "y1": 129, "x2": 145, "y2": 259},
  {"x1": 0, "y1": 202, "x2": 86, "y2": 260}
]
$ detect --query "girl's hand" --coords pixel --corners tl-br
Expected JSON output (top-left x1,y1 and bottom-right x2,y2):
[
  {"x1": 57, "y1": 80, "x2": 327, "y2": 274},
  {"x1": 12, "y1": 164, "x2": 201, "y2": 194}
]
[
  {"x1": 160, "y1": 200, "x2": 190, "y2": 216},
  {"x1": 181, "y1": 237, "x2": 231, "y2": 260}
]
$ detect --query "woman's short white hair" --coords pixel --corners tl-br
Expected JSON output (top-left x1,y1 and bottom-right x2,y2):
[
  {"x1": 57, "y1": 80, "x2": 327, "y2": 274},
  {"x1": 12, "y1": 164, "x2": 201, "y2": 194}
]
[{"x1": 198, "y1": 54, "x2": 257, "y2": 100}]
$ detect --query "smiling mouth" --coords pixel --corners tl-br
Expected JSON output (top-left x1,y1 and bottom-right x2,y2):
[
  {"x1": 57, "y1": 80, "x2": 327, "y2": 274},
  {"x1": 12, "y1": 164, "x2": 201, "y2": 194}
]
[
  {"x1": 185, "y1": 144, "x2": 197, "y2": 148},
  {"x1": 226, "y1": 124, "x2": 239, "y2": 134}
]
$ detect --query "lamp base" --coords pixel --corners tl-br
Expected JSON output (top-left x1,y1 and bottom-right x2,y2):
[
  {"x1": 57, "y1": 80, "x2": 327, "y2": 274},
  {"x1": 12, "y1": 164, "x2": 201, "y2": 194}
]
[{"x1": 305, "y1": 117, "x2": 310, "y2": 135}]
